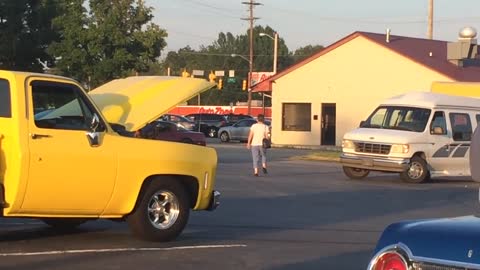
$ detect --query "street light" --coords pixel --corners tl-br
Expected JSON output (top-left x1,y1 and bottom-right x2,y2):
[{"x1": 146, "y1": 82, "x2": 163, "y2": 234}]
[
  {"x1": 231, "y1": 53, "x2": 251, "y2": 64},
  {"x1": 231, "y1": 53, "x2": 253, "y2": 115},
  {"x1": 259, "y1": 32, "x2": 278, "y2": 74}
]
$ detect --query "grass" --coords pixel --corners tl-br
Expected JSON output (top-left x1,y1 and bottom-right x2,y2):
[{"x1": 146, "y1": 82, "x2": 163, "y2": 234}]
[{"x1": 290, "y1": 150, "x2": 341, "y2": 162}]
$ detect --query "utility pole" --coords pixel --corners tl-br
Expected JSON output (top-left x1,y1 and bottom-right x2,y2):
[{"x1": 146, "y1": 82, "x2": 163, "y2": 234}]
[
  {"x1": 242, "y1": 0, "x2": 261, "y2": 115},
  {"x1": 427, "y1": 0, "x2": 433, "y2": 39}
]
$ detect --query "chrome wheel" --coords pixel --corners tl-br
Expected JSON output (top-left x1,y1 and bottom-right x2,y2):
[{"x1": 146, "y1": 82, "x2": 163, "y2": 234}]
[
  {"x1": 147, "y1": 190, "x2": 180, "y2": 229},
  {"x1": 208, "y1": 128, "x2": 217, "y2": 138},
  {"x1": 400, "y1": 156, "x2": 429, "y2": 183},
  {"x1": 407, "y1": 162, "x2": 424, "y2": 179}
]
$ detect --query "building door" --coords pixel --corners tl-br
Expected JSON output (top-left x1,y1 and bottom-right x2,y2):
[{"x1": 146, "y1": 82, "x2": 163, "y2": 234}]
[{"x1": 321, "y1": 103, "x2": 336, "y2": 145}]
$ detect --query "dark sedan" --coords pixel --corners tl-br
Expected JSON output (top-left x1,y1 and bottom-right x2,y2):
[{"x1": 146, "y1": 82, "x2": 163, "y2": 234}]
[{"x1": 140, "y1": 120, "x2": 206, "y2": 146}]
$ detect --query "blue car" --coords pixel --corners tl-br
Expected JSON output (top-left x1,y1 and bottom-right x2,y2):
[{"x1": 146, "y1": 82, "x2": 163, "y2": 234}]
[{"x1": 367, "y1": 127, "x2": 480, "y2": 270}]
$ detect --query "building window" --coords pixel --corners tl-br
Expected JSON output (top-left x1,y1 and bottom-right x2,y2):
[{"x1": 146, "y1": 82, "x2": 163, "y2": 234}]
[
  {"x1": 282, "y1": 103, "x2": 311, "y2": 131},
  {"x1": 0, "y1": 79, "x2": 11, "y2": 118}
]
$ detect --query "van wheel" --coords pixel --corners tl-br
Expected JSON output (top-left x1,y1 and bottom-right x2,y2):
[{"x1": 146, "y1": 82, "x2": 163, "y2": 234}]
[
  {"x1": 343, "y1": 166, "x2": 370, "y2": 179},
  {"x1": 400, "y1": 156, "x2": 430, "y2": 183},
  {"x1": 127, "y1": 179, "x2": 190, "y2": 242},
  {"x1": 220, "y1": 132, "x2": 230, "y2": 142},
  {"x1": 42, "y1": 218, "x2": 88, "y2": 230}
]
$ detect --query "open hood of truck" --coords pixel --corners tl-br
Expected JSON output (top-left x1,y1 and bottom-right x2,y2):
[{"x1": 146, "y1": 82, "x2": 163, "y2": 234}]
[{"x1": 89, "y1": 76, "x2": 215, "y2": 131}]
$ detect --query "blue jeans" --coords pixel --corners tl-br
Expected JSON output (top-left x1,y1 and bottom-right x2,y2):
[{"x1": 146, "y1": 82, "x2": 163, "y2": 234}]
[{"x1": 251, "y1": 145, "x2": 267, "y2": 169}]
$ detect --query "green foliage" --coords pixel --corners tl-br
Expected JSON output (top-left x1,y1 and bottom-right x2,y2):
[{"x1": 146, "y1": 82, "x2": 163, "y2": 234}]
[
  {"x1": 291, "y1": 45, "x2": 325, "y2": 63},
  {"x1": 0, "y1": 0, "x2": 61, "y2": 71},
  {"x1": 47, "y1": 0, "x2": 167, "y2": 88},
  {"x1": 164, "y1": 25, "x2": 323, "y2": 105}
]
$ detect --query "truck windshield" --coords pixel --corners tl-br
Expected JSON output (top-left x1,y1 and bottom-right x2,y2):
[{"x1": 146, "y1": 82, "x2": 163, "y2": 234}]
[{"x1": 362, "y1": 106, "x2": 431, "y2": 132}]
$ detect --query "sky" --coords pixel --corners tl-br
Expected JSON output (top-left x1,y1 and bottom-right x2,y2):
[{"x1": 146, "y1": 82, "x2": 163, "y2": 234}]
[{"x1": 146, "y1": 0, "x2": 480, "y2": 53}]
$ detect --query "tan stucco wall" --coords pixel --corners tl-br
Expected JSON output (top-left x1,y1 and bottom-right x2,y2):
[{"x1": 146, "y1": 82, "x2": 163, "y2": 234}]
[{"x1": 271, "y1": 36, "x2": 453, "y2": 146}]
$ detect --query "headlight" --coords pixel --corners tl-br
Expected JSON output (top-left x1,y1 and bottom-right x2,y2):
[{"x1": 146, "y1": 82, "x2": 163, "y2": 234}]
[
  {"x1": 390, "y1": 144, "x2": 409, "y2": 154},
  {"x1": 342, "y1": 139, "x2": 355, "y2": 150}
]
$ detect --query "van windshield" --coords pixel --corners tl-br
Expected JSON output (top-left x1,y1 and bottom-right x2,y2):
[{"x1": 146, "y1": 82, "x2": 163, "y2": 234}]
[{"x1": 361, "y1": 106, "x2": 431, "y2": 132}]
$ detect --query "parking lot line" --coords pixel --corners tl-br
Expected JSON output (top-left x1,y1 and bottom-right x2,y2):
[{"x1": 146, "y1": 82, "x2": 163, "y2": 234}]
[{"x1": 0, "y1": 244, "x2": 248, "y2": 257}]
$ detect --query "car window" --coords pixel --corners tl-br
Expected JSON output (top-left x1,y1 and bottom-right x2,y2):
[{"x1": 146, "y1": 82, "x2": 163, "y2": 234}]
[
  {"x1": 0, "y1": 79, "x2": 11, "y2": 118},
  {"x1": 31, "y1": 81, "x2": 99, "y2": 131},
  {"x1": 236, "y1": 120, "x2": 249, "y2": 127},
  {"x1": 450, "y1": 113, "x2": 472, "y2": 141},
  {"x1": 430, "y1": 111, "x2": 447, "y2": 134}
]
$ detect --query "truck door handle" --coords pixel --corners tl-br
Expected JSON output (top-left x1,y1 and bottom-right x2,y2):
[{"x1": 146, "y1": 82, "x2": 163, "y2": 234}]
[{"x1": 30, "y1": 133, "x2": 52, "y2": 139}]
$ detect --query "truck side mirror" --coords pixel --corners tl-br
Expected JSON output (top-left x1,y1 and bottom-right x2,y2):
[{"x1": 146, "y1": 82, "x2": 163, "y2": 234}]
[
  {"x1": 90, "y1": 114, "x2": 100, "y2": 132},
  {"x1": 87, "y1": 114, "x2": 102, "y2": 147}
]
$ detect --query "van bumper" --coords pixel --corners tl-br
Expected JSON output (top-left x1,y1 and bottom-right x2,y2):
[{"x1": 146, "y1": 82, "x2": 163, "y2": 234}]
[{"x1": 340, "y1": 153, "x2": 410, "y2": 172}]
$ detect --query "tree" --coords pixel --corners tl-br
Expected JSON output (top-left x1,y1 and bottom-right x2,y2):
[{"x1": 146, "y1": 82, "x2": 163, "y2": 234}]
[
  {"x1": 48, "y1": 0, "x2": 167, "y2": 88},
  {"x1": 0, "y1": 0, "x2": 61, "y2": 72},
  {"x1": 291, "y1": 45, "x2": 325, "y2": 64}
]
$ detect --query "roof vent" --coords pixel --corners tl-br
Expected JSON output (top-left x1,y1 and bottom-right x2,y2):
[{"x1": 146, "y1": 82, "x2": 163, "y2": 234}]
[
  {"x1": 459, "y1": 26, "x2": 477, "y2": 41},
  {"x1": 447, "y1": 26, "x2": 479, "y2": 67}
]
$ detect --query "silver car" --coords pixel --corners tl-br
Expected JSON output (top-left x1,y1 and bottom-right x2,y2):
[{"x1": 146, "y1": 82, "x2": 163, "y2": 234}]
[{"x1": 218, "y1": 119, "x2": 270, "y2": 142}]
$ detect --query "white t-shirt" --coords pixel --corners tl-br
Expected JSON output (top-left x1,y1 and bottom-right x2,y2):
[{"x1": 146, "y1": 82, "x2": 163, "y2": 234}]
[{"x1": 250, "y1": 123, "x2": 269, "y2": 146}]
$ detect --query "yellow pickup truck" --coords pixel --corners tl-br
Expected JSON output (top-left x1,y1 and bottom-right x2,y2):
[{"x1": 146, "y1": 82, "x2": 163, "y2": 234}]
[{"x1": 0, "y1": 70, "x2": 220, "y2": 241}]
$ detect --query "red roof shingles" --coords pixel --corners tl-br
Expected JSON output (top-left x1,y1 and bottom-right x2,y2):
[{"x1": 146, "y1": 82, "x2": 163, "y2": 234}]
[
  {"x1": 361, "y1": 32, "x2": 480, "y2": 82},
  {"x1": 252, "y1": 31, "x2": 480, "y2": 92}
]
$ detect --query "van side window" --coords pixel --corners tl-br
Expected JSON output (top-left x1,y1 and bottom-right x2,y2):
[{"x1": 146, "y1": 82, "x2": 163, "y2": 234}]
[
  {"x1": 476, "y1": 114, "x2": 480, "y2": 124},
  {"x1": 430, "y1": 111, "x2": 446, "y2": 135},
  {"x1": 449, "y1": 113, "x2": 472, "y2": 141}
]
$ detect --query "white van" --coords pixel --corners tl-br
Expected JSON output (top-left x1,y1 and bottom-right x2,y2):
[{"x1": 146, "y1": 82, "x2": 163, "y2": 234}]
[{"x1": 340, "y1": 91, "x2": 480, "y2": 183}]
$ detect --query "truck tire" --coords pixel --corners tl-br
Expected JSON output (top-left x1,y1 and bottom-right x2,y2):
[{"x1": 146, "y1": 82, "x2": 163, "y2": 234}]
[
  {"x1": 220, "y1": 132, "x2": 230, "y2": 142},
  {"x1": 343, "y1": 166, "x2": 370, "y2": 179},
  {"x1": 400, "y1": 156, "x2": 430, "y2": 183},
  {"x1": 41, "y1": 218, "x2": 88, "y2": 230},
  {"x1": 127, "y1": 179, "x2": 190, "y2": 242}
]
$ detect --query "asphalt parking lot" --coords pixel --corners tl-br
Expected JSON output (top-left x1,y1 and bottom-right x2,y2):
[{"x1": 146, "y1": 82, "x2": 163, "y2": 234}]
[{"x1": 0, "y1": 139, "x2": 479, "y2": 270}]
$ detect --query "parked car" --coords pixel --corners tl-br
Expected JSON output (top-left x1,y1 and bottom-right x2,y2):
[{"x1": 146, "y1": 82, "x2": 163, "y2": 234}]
[
  {"x1": 218, "y1": 119, "x2": 271, "y2": 143},
  {"x1": 140, "y1": 120, "x2": 206, "y2": 146},
  {"x1": 366, "y1": 122, "x2": 480, "y2": 269},
  {"x1": 223, "y1": 113, "x2": 254, "y2": 126},
  {"x1": 185, "y1": 113, "x2": 227, "y2": 138},
  {"x1": 159, "y1": 113, "x2": 196, "y2": 131}
]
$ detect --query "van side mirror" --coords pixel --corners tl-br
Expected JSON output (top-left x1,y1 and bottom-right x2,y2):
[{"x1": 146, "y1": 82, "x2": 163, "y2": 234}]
[
  {"x1": 359, "y1": 120, "x2": 366, "y2": 127},
  {"x1": 431, "y1": 126, "x2": 444, "y2": 135}
]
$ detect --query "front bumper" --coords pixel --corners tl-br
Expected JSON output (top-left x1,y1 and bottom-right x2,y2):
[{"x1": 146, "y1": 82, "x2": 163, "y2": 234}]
[
  {"x1": 207, "y1": 190, "x2": 221, "y2": 211},
  {"x1": 340, "y1": 153, "x2": 409, "y2": 172}
]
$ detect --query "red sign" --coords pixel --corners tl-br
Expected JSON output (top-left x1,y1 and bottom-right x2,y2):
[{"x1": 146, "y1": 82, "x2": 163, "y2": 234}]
[{"x1": 169, "y1": 105, "x2": 272, "y2": 117}]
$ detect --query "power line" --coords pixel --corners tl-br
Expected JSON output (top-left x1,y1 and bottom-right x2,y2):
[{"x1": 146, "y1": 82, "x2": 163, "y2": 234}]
[{"x1": 178, "y1": 0, "x2": 241, "y2": 19}]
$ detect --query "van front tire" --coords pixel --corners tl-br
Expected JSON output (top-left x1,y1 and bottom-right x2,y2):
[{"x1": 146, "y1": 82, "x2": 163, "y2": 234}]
[
  {"x1": 400, "y1": 156, "x2": 430, "y2": 183},
  {"x1": 343, "y1": 166, "x2": 370, "y2": 179}
]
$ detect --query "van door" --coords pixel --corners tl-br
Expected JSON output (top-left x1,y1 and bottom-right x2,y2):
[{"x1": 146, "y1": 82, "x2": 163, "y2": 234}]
[{"x1": 428, "y1": 111, "x2": 472, "y2": 176}]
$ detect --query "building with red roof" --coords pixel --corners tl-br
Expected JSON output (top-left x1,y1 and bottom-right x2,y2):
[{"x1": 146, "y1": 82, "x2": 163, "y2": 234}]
[{"x1": 253, "y1": 29, "x2": 480, "y2": 147}]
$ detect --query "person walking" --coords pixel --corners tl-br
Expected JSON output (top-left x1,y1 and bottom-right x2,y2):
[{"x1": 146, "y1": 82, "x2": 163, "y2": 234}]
[{"x1": 246, "y1": 114, "x2": 270, "y2": 176}]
